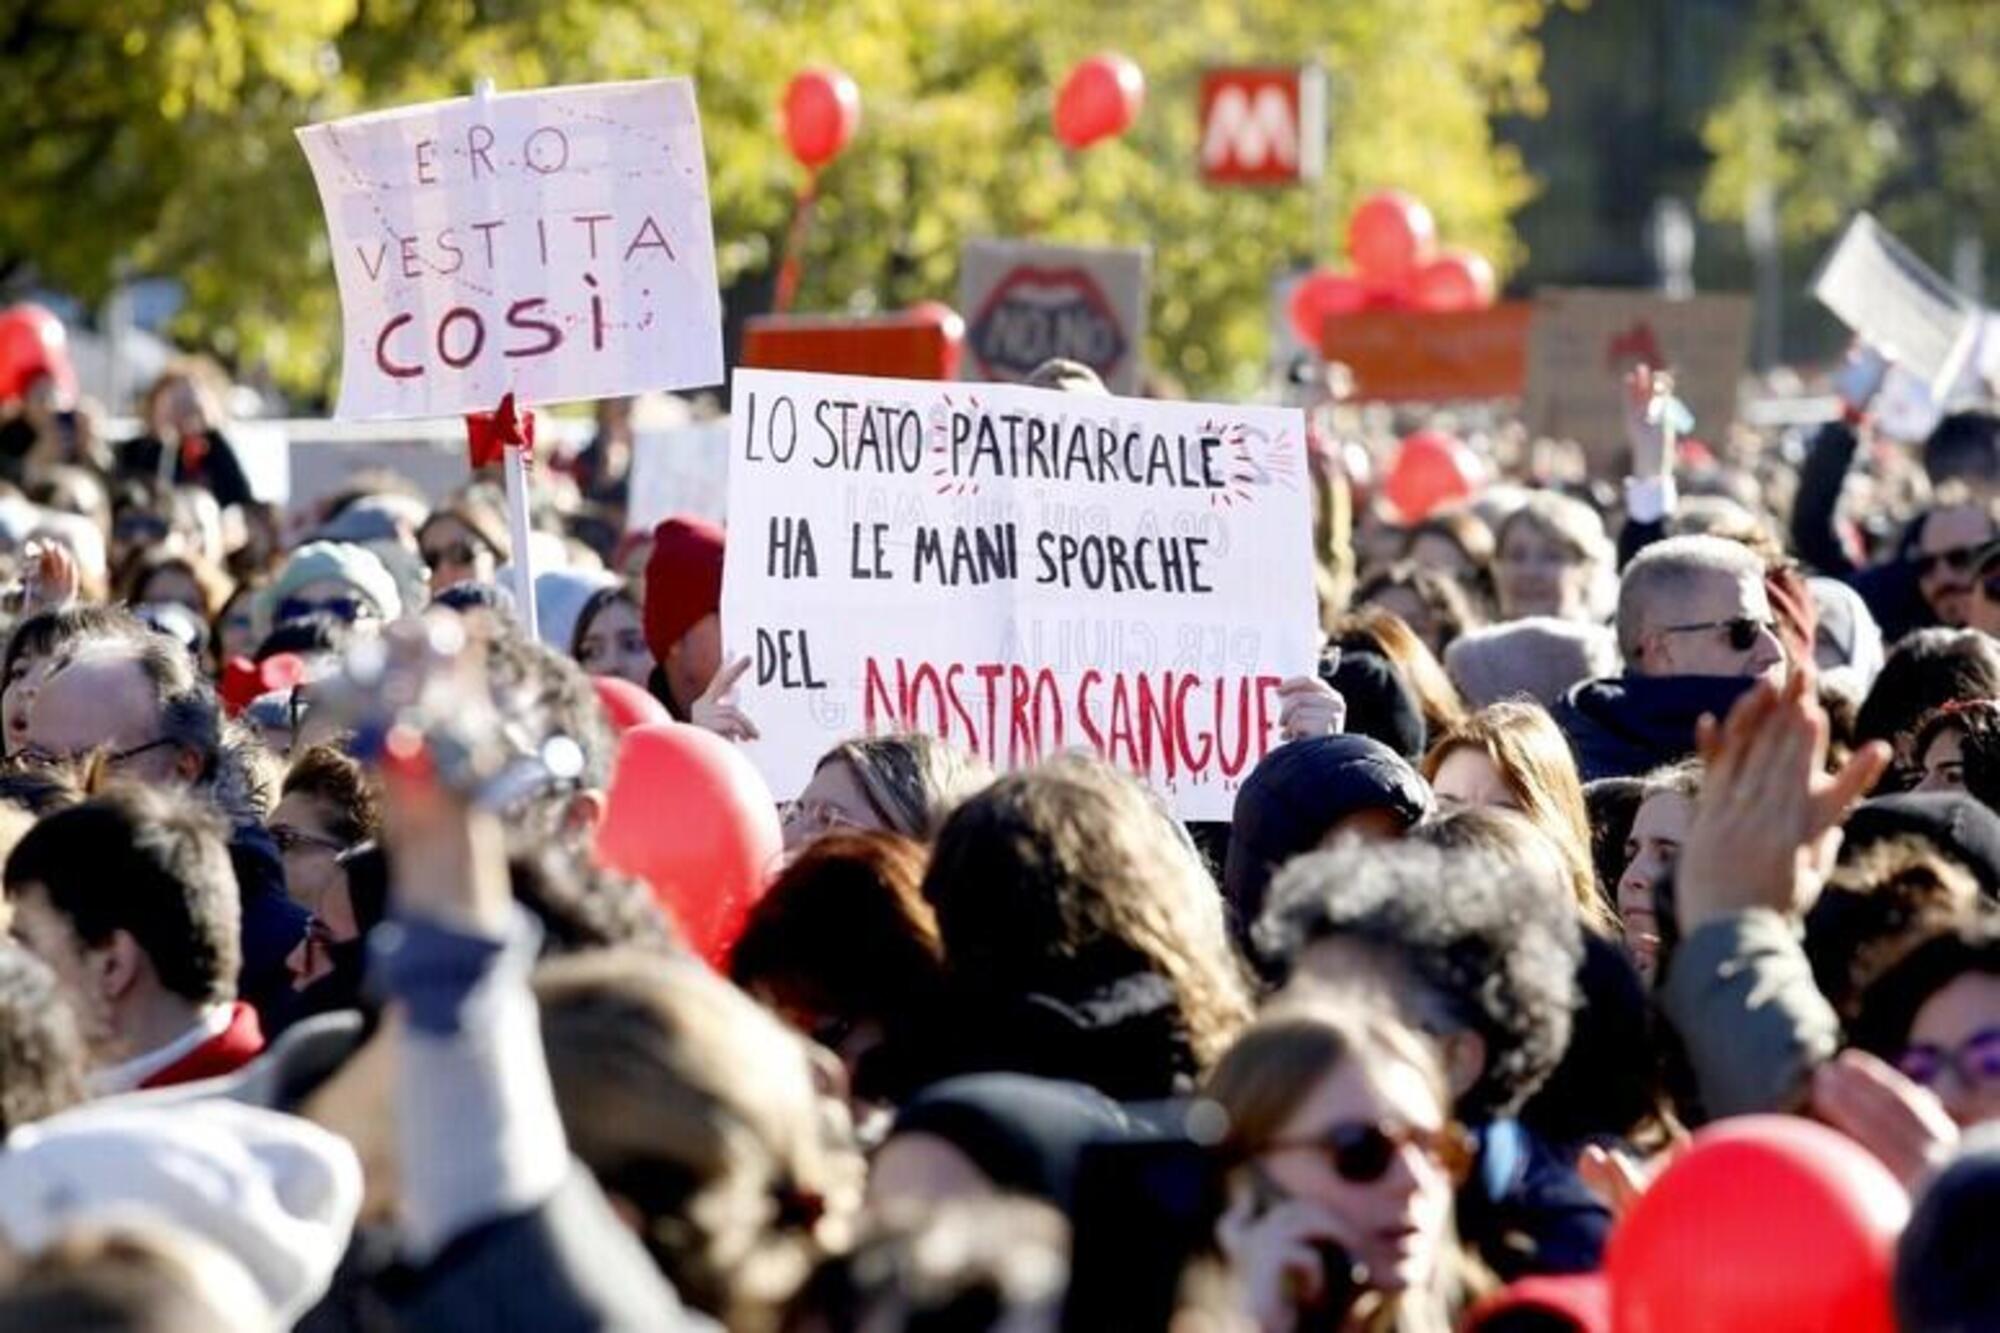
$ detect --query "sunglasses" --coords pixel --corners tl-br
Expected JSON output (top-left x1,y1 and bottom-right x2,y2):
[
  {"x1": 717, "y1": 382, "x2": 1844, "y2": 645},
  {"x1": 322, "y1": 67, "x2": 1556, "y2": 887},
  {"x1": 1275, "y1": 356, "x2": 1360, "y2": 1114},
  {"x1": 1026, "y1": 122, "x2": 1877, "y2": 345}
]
[
  {"x1": 269, "y1": 824, "x2": 350, "y2": 856},
  {"x1": 1271, "y1": 1120, "x2": 1476, "y2": 1185},
  {"x1": 421, "y1": 541, "x2": 477, "y2": 569},
  {"x1": 1897, "y1": 1026, "x2": 2000, "y2": 1093},
  {"x1": 1656, "y1": 616, "x2": 1774, "y2": 653},
  {"x1": 1914, "y1": 545, "x2": 1984, "y2": 579},
  {"x1": 276, "y1": 596, "x2": 368, "y2": 626}
]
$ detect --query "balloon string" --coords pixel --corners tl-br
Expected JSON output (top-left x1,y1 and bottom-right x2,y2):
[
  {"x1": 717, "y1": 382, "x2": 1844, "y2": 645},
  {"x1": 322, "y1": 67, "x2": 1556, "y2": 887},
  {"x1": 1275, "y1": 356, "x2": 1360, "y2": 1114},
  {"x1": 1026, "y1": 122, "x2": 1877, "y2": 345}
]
[{"x1": 773, "y1": 173, "x2": 820, "y2": 314}]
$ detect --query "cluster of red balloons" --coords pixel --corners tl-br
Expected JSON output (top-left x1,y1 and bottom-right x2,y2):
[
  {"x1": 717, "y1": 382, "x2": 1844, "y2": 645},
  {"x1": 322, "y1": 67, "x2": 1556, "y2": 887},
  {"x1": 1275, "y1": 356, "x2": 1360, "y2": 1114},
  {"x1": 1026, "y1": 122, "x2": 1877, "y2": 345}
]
[
  {"x1": 1054, "y1": 53, "x2": 1145, "y2": 150},
  {"x1": 1287, "y1": 190, "x2": 1498, "y2": 347},
  {"x1": 785, "y1": 51, "x2": 1145, "y2": 168},
  {"x1": 783, "y1": 67, "x2": 861, "y2": 171},
  {"x1": 0, "y1": 303, "x2": 77, "y2": 406},
  {"x1": 594, "y1": 717, "x2": 782, "y2": 968}
]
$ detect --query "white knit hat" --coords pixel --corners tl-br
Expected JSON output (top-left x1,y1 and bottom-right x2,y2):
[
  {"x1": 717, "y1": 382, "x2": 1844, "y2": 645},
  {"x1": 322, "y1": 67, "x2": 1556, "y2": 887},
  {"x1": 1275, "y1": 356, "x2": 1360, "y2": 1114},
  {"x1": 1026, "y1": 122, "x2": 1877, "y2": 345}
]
[{"x1": 0, "y1": 1099, "x2": 363, "y2": 1323}]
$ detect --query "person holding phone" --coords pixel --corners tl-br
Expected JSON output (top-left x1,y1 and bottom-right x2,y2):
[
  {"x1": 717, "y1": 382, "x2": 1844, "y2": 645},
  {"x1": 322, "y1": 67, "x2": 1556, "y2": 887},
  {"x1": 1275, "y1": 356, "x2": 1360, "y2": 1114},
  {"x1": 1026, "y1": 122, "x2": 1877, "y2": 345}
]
[{"x1": 1203, "y1": 995, "x2": 1483, "y2": 1333}]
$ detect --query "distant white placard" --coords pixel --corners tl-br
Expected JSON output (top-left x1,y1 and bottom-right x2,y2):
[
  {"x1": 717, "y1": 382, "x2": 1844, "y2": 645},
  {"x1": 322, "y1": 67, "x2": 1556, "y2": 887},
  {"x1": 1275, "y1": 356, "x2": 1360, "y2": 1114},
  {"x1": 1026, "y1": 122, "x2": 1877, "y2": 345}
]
[
  {"x1": 226, "y1": 421, "x2": 292, "y2": 504},
  {"x1": 1813, "y1": 213, "x2": 1981, "y2": 399},
  {"x1": 297, "y1": 79, "x2": 724, "y2": 420},
  {"x1": 720, "y1": 369, "x2": 1318, "y2": 819},
  {"x1": 626, "y1": 421, "x2": 731, "y2": 530}
]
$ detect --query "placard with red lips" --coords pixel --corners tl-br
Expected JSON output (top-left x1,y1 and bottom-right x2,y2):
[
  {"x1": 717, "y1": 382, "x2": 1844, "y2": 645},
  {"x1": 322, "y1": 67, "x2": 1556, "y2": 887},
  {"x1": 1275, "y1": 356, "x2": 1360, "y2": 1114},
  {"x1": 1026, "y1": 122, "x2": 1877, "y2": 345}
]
[{"x1": 959, "y1": 239, "x2": 1149, "y2": 394}]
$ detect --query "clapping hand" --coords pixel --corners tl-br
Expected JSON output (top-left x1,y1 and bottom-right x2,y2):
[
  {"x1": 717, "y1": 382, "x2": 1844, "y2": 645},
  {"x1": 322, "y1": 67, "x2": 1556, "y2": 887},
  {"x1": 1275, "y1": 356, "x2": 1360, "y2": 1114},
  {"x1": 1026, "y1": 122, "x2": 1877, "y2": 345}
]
[{"x1": 1674, "y1": 670, "x2": 1891, "y2": 931}]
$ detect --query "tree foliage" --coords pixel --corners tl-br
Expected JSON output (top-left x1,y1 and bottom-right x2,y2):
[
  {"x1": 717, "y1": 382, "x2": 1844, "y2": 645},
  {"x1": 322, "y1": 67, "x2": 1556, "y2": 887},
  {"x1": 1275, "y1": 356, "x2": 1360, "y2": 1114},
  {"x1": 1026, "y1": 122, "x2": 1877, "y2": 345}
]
[
  {"x1": 0, "y1": 0, "x2": 1551, "y2": 400},
  {"x1": 1702, "y1": 0, "x2": 1999, "y2": 265}
]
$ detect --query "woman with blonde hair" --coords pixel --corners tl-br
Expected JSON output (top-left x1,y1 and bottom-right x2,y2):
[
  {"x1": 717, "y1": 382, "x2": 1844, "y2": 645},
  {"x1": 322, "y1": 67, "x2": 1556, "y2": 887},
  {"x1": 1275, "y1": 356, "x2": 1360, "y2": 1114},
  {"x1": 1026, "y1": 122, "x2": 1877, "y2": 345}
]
[
  {"x1": 920, "y1": 754, "x2": 1252, "y2": 1098},
  {"x1": 782, "y1": 733, "x2": 993, "y2": 850},
  {"x1": 1205, "y1": 993, "x2": 1484, "y2": 1333},
  {"x1": 1492, "y1": 493, "x2": 1613, "y2": 624},
  {"x1": 1422, "y1": 702, "x2": 1615, "y2": 935}
]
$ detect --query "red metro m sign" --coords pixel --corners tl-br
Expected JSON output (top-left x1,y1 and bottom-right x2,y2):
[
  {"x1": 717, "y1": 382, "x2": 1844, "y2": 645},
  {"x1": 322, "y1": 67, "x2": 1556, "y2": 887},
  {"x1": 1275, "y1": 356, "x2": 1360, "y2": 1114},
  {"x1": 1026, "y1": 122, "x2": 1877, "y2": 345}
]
[{"x1": 1197, "y1": 67, "x2": 1325, "y2": 187}]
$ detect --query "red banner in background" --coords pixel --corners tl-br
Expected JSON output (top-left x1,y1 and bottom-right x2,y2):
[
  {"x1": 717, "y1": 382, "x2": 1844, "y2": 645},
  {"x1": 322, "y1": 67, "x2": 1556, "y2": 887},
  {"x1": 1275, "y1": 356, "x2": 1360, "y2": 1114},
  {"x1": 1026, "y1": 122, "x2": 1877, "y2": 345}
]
[
  {"x1": 742, "y1": 314, "x2": 958, "y2": 381},
  {"x1": 1319, "y1": 303, "x2": 1532, "y2": 402}
]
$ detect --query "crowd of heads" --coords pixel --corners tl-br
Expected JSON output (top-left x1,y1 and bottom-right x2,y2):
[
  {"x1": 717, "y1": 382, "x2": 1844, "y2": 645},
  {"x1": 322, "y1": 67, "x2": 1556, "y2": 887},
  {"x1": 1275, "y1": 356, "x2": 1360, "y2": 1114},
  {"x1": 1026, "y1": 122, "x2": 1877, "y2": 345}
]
[{"x1": 0, "y1": 339, "x2": 1992, "y2": 1333}]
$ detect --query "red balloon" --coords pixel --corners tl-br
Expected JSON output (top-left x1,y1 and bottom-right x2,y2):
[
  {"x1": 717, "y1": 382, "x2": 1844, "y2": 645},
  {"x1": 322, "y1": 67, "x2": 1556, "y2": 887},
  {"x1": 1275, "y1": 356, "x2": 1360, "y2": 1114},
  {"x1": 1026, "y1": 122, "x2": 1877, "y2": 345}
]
[
  {"x1": 1054, "y1": 53, "x2": 1145, "y2": 150},
  {"x1": 0, "y1": 303, "x2": 78, "y2": 405},
  {"x1": 1609, "y1": 1116, "x2": 1906, "y2": 1333},
  {"x1": 904, "y1": 300, "x2": 966, "y2": 378},
  {"x1": 1347, "y1": 190, "x2": 1437, "y2": 283},
  {"x1": 1384, "y1": 429, "x2": 1482, "y2": 522},
  {"x1": 1412, "y1": 250, "x2": 1498, "y2": 312},
  {"x1": 593, "y1": 676, "x2": 670, "y2": 734},
  {"x1": 595, "y1": 723, "x2": 783, "y2": 967},
  {"x1": 1286, "y1": 268, "x2": 1369, "y2": 347},
  {"x1": 783, "y1": 67, "x2": 861, "y2": 170}
]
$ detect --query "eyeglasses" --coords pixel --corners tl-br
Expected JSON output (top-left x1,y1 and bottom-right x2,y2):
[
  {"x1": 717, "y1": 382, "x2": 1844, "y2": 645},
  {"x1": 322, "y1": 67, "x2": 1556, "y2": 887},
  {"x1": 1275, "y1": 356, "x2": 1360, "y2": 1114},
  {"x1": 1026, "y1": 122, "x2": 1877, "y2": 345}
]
[
  {"x1": 15, "y1": 735, "x2": 181, "y2": 770},
  {"x1": 1269, "y1": 1120, "x2": 1476, "y2": 1185},
  {"x1": 269, "y1": 824, "x2": 350, "y2": 856},
  {"x1": 421, "y1": 541, "x2": 477, "y2": 570},
  {"x1": 276, "y1": 596, "x2": 369, "y2": 626},
  {"x1": 113, "y1": 515, "x2": 171, "y2": 546},
  {"x1": 1655, "y1": 616, "x2": 1775, "y2": 653},
  {"x1": 1897, "y1": 1026, "x2": 2000, "y2": 1093},
  {"x1": 1914, "y1": 545, "x2": 1985, "y2": 579}
]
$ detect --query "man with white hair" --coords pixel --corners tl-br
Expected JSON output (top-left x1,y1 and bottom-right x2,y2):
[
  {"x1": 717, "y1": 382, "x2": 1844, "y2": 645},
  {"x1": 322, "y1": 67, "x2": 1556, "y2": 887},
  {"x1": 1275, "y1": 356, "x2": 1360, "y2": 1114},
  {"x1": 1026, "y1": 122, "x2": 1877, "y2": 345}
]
[{"x1": 1555, "y1": 535, "x2": 1787, "y2": 781}]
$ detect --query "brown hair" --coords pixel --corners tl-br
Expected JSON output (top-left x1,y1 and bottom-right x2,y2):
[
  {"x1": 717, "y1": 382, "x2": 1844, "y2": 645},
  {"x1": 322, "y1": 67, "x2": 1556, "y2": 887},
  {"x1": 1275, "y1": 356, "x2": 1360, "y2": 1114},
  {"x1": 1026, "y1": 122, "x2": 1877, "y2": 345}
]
[
  {"x1": 1423, "y1": 702, "x2": 1614, "y2": 935},
  {"x1": 115, "y1": 550, "x2": 235, "y2": 623},
  {"x1": 534, "y1": 951, "x2": 862, "y2": 1333},
  {"x1": 923, "y1": 755, "x2": 1251, "y2": 1071},
  {"x1": 1200, "y1": 992, "x2": 1476, "y2": 1333},
  {"x1": 1355, "y1": 563, "x2": 1479, "y2": 655},
  {"x1": 730, "y1": 832, "x2": 944, "y2": 1093},
  {"x1": 1336, "y1": 607, "x2": 1467, "y2": 741},
  {"x1": 813, "y1": 734, "x2": 993, "y2": 843},
  {"x1": 280, "y1": 744, "x2": 380, "y2": 848},
  {"x1": 1805, "y1": 837, "x2": 1983, "y2": 1019}
]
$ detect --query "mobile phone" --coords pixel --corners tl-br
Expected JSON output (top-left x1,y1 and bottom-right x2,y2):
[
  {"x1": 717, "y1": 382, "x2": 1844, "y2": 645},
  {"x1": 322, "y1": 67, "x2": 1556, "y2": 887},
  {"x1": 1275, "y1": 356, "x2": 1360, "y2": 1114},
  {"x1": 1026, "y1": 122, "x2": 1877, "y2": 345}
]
[{"x1": 1060, "y1": 1136, "x2": 1222, "y2": 1333}]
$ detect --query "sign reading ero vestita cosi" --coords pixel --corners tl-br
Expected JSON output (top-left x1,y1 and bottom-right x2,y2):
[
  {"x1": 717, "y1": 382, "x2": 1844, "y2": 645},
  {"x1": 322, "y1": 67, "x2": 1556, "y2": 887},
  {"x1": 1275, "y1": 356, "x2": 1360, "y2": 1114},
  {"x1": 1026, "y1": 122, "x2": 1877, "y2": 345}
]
[
  {"x1": 721, "y1": 369, "x2": 1320, "y2": 820},
  {"x1": 298, "y1": 78, "x2": 724, "y2": 420}
]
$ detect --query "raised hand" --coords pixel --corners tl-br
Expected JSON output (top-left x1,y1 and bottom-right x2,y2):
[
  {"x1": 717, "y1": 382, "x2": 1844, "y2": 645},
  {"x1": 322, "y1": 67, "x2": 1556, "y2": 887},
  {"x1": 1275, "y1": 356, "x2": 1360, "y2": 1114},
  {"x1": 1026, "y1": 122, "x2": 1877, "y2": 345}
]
[
  {"x1": 1812, "y1": 1048, "x2": 1958, "y2": 1192},
  {"x1": 1677, "y1": 670, "x2": 1890, "y2": 930},
  {"x1": 690, "y1": 653, "x2": 762, "y2": 742},
  {"x1": 1277, "y1": 674, "x2": 1346, "y2": 743}
]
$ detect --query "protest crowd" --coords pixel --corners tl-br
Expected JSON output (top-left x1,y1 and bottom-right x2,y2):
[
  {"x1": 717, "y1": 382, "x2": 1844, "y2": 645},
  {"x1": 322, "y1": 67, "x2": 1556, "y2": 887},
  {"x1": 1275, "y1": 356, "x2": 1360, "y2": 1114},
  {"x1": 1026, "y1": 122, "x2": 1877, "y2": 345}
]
[{"x1": 0, "y1": 48, "x2": 1997, "y2": 1333}]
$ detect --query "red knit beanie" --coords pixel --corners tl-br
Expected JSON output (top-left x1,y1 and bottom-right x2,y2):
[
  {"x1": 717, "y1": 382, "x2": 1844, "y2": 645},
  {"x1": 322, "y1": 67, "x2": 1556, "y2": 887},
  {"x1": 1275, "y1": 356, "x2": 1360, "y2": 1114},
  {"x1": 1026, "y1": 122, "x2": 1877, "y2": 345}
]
[{"x1": 644, "y1": 515, "x2": 726, "y2": 666}]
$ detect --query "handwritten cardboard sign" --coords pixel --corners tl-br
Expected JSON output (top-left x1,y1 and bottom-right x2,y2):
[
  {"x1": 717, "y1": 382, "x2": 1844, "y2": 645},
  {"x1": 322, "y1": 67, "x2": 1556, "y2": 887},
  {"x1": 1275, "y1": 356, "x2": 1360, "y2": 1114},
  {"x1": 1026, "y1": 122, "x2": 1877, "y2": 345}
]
[
  {"x1": 1320, "y1": 304, "x2": 1532, "y2": 402},
  {"x1": 959, "y1": 240, "x2": 1149, "y2": 395},
  {"x1": 297, "y1": 79, "x2": 724, "y2": 420},
  {"x1": 1524, "y1": 289, "x2": 1751, "y2": 474},
  {"x1": 720, "y1": 369, "x2": 1317, "y2": 818},
  {"x1": 1813, "y1": 213, "x2": 1982, "y2": 399}
]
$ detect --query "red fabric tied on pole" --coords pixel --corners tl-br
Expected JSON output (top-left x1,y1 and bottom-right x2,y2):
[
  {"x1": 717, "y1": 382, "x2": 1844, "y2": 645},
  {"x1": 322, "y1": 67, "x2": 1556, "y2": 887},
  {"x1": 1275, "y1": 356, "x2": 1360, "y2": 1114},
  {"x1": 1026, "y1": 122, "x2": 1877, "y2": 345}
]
[{"x1": 465, "y1": 392, "x2": 536, "y2": 469}]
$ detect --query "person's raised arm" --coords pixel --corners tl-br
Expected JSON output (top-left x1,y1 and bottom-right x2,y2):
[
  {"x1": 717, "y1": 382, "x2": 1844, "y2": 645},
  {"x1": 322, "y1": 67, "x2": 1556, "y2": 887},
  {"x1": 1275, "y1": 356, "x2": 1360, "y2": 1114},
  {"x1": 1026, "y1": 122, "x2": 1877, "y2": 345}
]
[
  {"x1": 1658, "y1": 669, "x2": 1890, "y2": 1119},
  {"x1": 1790, "y1": 345, "x2": 1890, "y2": 579},
  {"x1": 354, "y1": 618, "x2": 713, "y2": 1331},
  {"x1": 1618, "y1": 365, "x2": 1679, "y2": 569}
]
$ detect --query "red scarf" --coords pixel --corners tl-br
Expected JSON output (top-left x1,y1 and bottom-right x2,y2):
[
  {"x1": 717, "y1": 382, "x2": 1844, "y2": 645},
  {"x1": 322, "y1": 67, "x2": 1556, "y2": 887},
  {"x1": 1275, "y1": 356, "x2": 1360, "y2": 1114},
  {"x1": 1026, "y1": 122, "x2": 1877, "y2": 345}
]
[{"x1": 139, "y1": 1002, "x2": 266, "y2": 1090}]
